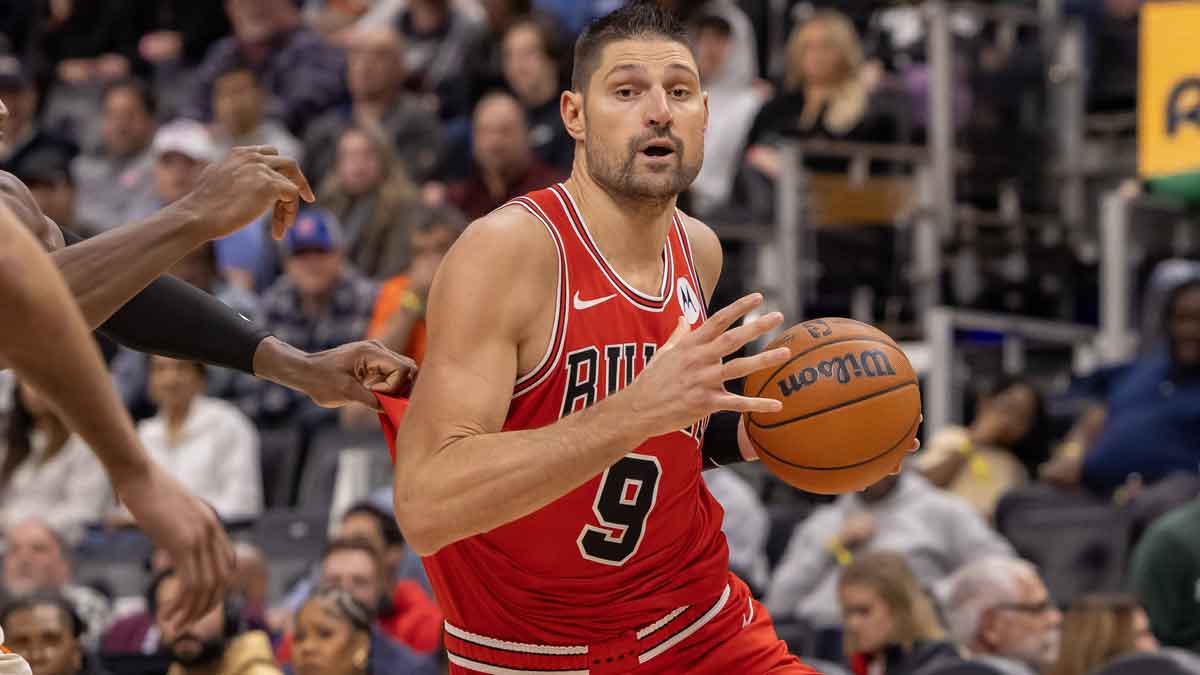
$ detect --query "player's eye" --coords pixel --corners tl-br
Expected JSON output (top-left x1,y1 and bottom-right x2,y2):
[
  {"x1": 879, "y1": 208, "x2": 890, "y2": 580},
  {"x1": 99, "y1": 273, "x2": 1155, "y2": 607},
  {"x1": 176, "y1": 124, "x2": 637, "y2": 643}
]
[
  {"x1": 671, "y1": 87, "x2": 691, "y2": 99},
  {"x1": 615, "y1": 87, "x2": 636, "y2": 99}
]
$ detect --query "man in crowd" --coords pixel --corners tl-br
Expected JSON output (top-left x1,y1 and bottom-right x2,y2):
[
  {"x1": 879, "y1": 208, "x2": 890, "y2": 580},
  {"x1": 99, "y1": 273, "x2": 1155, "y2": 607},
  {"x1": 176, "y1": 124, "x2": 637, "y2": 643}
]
[
  {"x1": 445, "y1": 92, "x2": 562, "y2": 219},
  {"x1": 152, "y1": 570, "x2": 280, "y2": 675},
  {"x1": 2, "y1": 521, "x2": 109, "y2": 649},
  {"x1": 0, "y1": 594, "x2": 88, "y2": 675},
  {"x1": 184, "y1": 0, "x2": 346, "y2": 135},
  {"x1": 71, "y1": 78, "x2": 159, "y2": 232},
  {"x1": 303, "y1": 27, "x2": 443, "y2": 187},
  {"x1": 944, "y1": 557, "x2": 1063, "y2": 675}
]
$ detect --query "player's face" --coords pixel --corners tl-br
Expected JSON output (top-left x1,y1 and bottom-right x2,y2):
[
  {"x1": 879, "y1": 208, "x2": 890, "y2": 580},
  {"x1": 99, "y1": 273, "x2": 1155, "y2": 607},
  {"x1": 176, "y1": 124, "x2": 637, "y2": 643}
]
[
  {"x1": 3, "y1": 605, "x2": 82, "y2": 675},
  {"x1": 576, "y1": 38, "x2": 707, "y2": 202},
  {"x1": 293, "y1": 602, "x2": 369, "y2": 675},
  {"x1": 838, "y1": 583, "x2": 896, "y2": 654},
  {"x1": 320, "y1": 550, "x2": 383, "y2": 611}
]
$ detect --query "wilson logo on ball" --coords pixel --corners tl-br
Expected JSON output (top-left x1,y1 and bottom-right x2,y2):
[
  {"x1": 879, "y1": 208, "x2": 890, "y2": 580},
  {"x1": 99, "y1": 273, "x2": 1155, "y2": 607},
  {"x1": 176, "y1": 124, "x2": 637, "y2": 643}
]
[{"x1": 776, "y1": 349, "x2": 898, "y2": 397}]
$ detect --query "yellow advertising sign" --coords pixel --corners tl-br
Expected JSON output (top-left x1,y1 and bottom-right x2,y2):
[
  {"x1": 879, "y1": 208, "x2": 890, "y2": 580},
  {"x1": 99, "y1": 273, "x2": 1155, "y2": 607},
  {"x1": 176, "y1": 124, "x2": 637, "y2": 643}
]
[{"x1": 1139, "y1": 1, "x2": 1200, "y2": 178}]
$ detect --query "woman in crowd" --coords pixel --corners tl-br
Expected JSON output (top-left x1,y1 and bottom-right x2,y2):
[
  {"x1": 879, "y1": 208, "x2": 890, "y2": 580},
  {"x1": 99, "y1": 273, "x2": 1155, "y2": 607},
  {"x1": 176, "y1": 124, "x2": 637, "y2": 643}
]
[
  {"x1": 0, "y1": 381, "x2": 111, "y2": 542},
  {"x1": 918, "y1": 377, "x2": 1051, "y2": 519},
  {"x1": 839, "y1": 552, "x2": 961, "y2": 675},
  {"x1": 318, "y1": 123, "x2": 425, "y2": 280},
  {"x1": 1049, "y1": 594, "x2": 1158, "y2": 675},
  {"x1": 290, "y1": 589, "x2": 373, "y2": 675},
  {"x1": 744, "y1": 9, "x2": 897, "y2": 179}
]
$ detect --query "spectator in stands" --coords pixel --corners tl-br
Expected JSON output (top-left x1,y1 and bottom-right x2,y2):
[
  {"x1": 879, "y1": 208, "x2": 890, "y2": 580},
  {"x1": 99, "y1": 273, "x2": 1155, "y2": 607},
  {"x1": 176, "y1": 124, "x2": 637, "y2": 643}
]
[
  {"x1": 944, "y1": 557, "x2": 1062, "y2": 675},
  {"x1": 839, "y1": 552, "x2": 961, "y2": 675},
  {"x1": 366, "y1": 205, "x2": 467, "y2": 369},
  {"x1": 130, "y1": 119, "x2": 218, "y2": 223},
  {"x1": 918, "y1": 378, "x2": 1050, "y2": 519},
  {"x1": 317, "y1": 539, "x2": 441, "y2": 655},
  {"x1": 687, "y1": 13, "x2": 766, "y2": 217},
  {"x1": 1042, "y1": 275, "x2": 1200, "y2": 496},
  {"x1": 445, "y1": 92, "x2": 562, "y2": 219},
  {"x1": 237, "y1": 209, "x2": 378, "y2": 428},
  {"x1": 0, "y1": 382, "x2": 111, "y2": 543},
  {"x1": 765, "y1": 472, "x2": 1013, "y2": 629},
  {"x1": 393, "y1": 0, "x2": 482, "y2": 120},
  {"x1": 318, "y1": 123, "x2": 424, "y2": 279},
  {"x1": 109, "y1": 357, "x2": 262, "y2": 525},
  {"x1": 303, "y1": 27, "x2": 444, "y2": 187},
  {"x1": 335, "y1": 500, "x2": 427, "y2": 591},
  {"x1": 69, "y1": 78, "x2": 158, "y2": 233},
  {"x1": 291, "y1": 590, "x2": 386, "y2": 675},
  {"x1": 500, "y1": 14, "x2": 573, "y2": 172},
  {"x1": 0, "y1": 594, "x2": 88, "y2": 675},
  {"x1": 459, "y1": 0, "x2": 530, "y2": 113},
  {"x1": 0, "y1": 57, "x2": 78, "y2": 174},
  {"x1": 185, "y1": 0, "x2": 346, "y2": 135},
  {"x1": 1131, "y1": 497, "x2": 1200, "y2": 651},
  {"x1": 1049, "y1": 594, "x2": 1157, "y2": 675},
  {"x1": 112, "y1": 243, "x2": 261, "y2": 417},
  {"x1": 703, "y1": 468, "x2": 769, "y2": 594},
  {"x1": 2, "y1": 520, "x2": 110, "y2": 650},
  {"x1": 744, "y1": 10, "x2": 896, "y2": 178},
  {"x1": 210, "y1": 65, "x2": 302, "y2": 162},
  {"x1": 30, "y1": 0, "x2": 141, "y2": 87},
  {"x1": 16, "y1": 151, "x2": 98, "y2": 236},
  {"x1": 136, "y1": 2, "x2": 233, "y2": 70},
  {"x1": 151, "y1": 569, "x2": 280, "y2": 675}
]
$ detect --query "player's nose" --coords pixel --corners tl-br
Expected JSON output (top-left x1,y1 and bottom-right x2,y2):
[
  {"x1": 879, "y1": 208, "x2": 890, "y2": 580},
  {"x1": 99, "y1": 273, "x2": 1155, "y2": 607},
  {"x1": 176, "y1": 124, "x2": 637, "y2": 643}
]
[{"x1": 644, "y1": 86, "x2": 673, "y2": 127}]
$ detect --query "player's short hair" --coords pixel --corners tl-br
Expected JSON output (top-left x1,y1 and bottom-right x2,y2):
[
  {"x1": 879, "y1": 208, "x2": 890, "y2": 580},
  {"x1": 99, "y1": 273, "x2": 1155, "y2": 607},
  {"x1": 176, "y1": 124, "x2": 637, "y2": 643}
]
[{"x1": 571, "y1": 0, "x2": 692, "y2": 93}]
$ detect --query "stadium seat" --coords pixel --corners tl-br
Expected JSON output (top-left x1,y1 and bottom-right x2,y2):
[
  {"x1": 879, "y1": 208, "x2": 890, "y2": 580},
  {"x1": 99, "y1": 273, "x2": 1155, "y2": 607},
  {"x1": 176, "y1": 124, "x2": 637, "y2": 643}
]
[
  {"x1": 995, "y1": 486, "x2": 1128, "y2": 604},
  {"x1": 244, "y1": 509, "x2": 328, "y2": 605},
  {"x1": 259, "y1": 427, "x2": 303, "y2": 508},
  {"x1": 73, "y1": 530, "x2": 154, "y2": 599}
]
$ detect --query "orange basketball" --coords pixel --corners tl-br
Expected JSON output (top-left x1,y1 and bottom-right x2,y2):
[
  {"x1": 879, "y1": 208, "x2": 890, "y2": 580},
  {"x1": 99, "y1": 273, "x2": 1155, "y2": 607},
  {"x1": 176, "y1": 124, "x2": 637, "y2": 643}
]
[{"x1": 742, "y1": 318, "x2": 921, "y2": 494}]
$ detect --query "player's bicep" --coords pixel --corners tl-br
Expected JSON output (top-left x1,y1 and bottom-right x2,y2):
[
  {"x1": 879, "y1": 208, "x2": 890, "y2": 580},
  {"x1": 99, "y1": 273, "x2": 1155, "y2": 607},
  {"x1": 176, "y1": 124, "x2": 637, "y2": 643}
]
[{"x1": 393, "y1": 209, "x2": 552, "y2": 466}]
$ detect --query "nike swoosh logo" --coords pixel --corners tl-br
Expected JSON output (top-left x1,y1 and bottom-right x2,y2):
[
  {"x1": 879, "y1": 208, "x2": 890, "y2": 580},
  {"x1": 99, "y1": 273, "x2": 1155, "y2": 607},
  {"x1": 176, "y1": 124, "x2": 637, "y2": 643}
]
[{"x1": 573, "y1": 291, "x2": 617, "y2": 310}]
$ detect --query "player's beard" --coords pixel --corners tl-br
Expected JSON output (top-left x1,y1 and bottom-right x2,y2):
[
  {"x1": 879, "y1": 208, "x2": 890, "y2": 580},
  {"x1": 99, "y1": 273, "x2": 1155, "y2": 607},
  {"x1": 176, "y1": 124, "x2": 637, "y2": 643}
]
[{"x1": 585, "y1": 127, "x2": 702, "y2": 203}]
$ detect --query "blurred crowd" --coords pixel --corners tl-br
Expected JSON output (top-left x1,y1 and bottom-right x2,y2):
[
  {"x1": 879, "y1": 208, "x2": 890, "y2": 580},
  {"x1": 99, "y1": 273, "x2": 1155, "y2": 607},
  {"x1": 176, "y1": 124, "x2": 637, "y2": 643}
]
[{"x1": 0, "y1": 1, "x2": 1194, "y2": 675}]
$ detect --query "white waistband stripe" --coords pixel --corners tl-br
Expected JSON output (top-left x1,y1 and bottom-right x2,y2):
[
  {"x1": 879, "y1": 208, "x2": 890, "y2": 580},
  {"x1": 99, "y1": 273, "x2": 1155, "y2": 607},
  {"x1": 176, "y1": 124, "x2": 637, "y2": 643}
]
[
  {"x1": 637, "y1": 584, "x2": 731, "y2": 664},
  {"x1": 444, "y1": 623, "x2": 589, "y2": 656},
  {"x1": 447, "y1": 653, "x2": 588, "y2": 675}
]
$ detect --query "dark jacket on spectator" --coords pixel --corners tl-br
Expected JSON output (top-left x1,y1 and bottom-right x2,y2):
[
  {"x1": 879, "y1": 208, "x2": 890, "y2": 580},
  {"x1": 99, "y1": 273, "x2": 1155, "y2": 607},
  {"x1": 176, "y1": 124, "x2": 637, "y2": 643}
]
[
  {"x1": 849, "y1": 641, "x2": 963, "y2": 675},
  {"x1": 747, "y1": 90, "x2": 899, "y2": 173},
  {"x1": 447, "y1": 159, "x2": 563, "y2": 220},
  {"x1": 185, "y1": 26, "x2": 346, "y2": 135}
]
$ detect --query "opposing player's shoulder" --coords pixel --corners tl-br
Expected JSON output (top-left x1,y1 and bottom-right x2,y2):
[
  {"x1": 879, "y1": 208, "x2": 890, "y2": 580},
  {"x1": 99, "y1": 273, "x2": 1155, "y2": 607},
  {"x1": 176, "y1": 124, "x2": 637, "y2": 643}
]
[
  {"x1": 0, "y1": 170, "x2": 64, "y2": 251},
  {"x1": 678, "y1": 212, "x2": 722, "y2": 303}
]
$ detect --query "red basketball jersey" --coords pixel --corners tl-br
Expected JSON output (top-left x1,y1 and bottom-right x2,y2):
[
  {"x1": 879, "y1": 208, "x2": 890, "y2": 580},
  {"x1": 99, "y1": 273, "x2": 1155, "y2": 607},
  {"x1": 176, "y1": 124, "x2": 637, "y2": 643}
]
[{"x1": 421, "y1": 184, "x2": 730, "y2": 645}]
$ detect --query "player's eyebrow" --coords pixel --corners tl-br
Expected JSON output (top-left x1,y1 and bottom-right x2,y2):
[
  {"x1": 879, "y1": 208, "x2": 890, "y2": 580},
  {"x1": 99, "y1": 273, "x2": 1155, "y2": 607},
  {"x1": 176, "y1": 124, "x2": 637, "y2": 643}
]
[{"x1": 605, "y1": 62, "x2": 699, "y2": 81}]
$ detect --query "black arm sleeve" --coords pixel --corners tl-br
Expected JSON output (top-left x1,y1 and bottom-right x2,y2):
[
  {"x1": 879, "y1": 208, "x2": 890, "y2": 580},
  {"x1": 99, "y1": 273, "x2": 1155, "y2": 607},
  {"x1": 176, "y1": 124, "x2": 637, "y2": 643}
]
[
  {"x1": 64, "y1": 229, "x2": 272, "y2": 374},
  {"x1": 701, "y1": 410, "x2": 747, "y2": 470}
]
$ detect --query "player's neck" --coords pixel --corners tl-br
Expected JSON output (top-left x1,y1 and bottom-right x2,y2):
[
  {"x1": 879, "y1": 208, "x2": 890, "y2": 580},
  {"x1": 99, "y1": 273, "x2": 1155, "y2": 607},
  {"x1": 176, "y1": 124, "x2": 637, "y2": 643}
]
[{"x1": 563, "y1": 172, "x2": 676, "y2": 267}]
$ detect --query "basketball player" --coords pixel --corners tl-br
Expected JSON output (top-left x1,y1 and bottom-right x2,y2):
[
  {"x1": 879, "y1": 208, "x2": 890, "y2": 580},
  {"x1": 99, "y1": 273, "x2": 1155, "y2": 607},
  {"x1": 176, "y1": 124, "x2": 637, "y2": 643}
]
[{"x1": 390, "y1": 3, "x2": 918, "y2": 673}]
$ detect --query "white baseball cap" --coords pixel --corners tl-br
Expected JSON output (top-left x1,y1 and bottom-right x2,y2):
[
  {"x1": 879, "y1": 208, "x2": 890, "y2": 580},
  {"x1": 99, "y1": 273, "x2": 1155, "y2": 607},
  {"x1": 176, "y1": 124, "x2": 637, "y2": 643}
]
[{"x1": 152, "y1": 119, "x2": 219, "y2": 163}]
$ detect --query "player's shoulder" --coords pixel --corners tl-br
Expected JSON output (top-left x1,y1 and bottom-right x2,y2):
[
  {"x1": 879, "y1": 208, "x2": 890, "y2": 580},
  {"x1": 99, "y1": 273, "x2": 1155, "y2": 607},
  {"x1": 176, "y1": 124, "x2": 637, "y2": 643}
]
[
  {"x1": 451, "y1": 203, "x2": 559, "y2": 276},
  {"x1": 677, "y1": 211, "x2": 722, "y2": 297}
]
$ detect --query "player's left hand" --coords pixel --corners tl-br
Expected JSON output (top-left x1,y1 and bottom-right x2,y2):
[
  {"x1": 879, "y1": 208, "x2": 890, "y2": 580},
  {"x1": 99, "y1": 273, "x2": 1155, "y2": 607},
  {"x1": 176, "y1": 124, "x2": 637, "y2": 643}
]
[{"x1": 255, "y1": 337, "x2": 418, "y2": 410}]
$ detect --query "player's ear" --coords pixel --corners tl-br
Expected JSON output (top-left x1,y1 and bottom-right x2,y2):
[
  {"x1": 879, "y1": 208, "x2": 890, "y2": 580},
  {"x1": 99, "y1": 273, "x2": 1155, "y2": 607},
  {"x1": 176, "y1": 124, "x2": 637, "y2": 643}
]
[{"x1": 561, "y1": 90, "x2": 586, "y2": 142}]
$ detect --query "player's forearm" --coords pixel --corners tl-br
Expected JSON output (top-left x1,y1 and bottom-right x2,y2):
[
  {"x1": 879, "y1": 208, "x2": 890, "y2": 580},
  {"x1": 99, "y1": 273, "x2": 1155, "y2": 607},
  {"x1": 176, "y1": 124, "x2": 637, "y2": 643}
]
[
  {"x1": 0, "y1": 212, "x2": 153, "y2": 483},
  {"x1": 51, "y1": 204, "x2": 209, "y2": 328},
  {"x1": 394, "y1": 394, "x2": 650, "y2": 555}
]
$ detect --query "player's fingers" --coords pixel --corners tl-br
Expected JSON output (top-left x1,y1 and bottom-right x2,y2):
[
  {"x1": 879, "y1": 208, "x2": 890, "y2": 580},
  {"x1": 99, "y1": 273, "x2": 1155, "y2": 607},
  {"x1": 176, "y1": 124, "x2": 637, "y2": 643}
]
[
  {"x1": 659, "y1": 316, "x2": 690, "y2": 353},
  {"x1": 705, "y1": 312, "x2": 784, "y2": 359},
  {"x1": 720, "y1": 347, "x2": 791, "y2": 382},
  {"x1": 264, "y1": 155, "x2": 316, "y2": 202},
  {"x1": 908, "y1": 437, "x2": 921, "y2": 453},
  {"x1": 271, "y1": 198, "x2": 298, "y2": 240},
  {"x1": 713, "y1": 393, "x2": 783, "y2": 415},
  {"x1": 241, "y1": 144, "x2": 279, "y2": 157},
  {"x1": 691, "y1": 293, "x2": 764, "y2": 344},
  {"x1": 165, "y1": 544, "x2": 202, "y2": 632}
]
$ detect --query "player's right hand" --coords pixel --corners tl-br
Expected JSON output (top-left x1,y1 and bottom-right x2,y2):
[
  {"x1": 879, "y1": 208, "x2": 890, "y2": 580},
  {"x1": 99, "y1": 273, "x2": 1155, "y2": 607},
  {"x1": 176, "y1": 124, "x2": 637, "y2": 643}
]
[
  {"x1": 177, "y1": 145, "x2": 316, "y2": 243},
  {"x1": 619, "y1": 292, "x2": 791, "y2": 439},
  {"x1": 112, "y1": 462, "x2": 234, "y2": 634}
]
